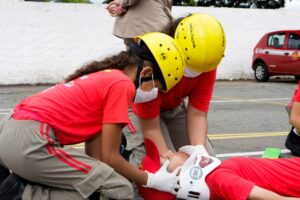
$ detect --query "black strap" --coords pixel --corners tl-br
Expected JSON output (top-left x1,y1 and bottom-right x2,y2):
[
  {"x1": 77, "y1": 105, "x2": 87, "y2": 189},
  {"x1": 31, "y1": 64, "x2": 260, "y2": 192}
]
[
  {"x1": 134, "y1": 59, "x2": 144, "y2": 89},
  {"x1": 141, "y1": 76, "x2": 153, "y2": 83}
]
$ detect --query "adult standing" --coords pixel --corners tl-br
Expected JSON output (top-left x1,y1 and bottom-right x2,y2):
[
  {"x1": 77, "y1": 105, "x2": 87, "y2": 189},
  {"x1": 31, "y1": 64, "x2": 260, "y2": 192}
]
[{"x1": 106, "y1": 0, "x2": 174, "y2": 46}]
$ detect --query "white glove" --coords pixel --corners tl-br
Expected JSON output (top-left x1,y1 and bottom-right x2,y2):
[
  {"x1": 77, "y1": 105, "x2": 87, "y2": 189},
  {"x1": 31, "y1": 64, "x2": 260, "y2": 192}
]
[
  {"x1": 179, "y1": 145, "x2": 210, "y2": 167},
  {"x1": 179, "y1": 145, "x2": 209, "y2": 157},
  {"x1": 145, "y1": 160, "x2": 181, "y2": 195}
]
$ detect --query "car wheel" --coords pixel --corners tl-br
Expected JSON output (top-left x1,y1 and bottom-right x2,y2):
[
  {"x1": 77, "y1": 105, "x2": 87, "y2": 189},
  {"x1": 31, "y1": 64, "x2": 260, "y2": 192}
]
[
  {"x1": 295, "y1": 75, "x2": 300, "y2": 82},
  {"x1": 254, "y1": 62, "x2": 269, "y2": 82}
]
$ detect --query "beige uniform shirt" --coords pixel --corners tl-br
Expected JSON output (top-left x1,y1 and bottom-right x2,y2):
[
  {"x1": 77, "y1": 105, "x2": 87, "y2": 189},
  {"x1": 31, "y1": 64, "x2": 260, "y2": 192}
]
[{"x1": 113, "y1": 0, "x2": 173, "y2": 39}]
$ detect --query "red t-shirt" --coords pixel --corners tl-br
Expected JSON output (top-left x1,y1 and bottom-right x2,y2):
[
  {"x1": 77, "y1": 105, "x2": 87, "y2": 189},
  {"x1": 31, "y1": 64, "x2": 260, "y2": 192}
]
[
  {"x1": 293, "y1": 82, "x2": 300, "y2": 102},
  {"x1": 133, "y1": 69, "x2": 216, "y2": 119},
  {"x1": 206, "y1": 157, "x2": 300, "y2": 200},
  {"x1": 13, "y1": 70, "x2": 135, "y2": 145},
  {"x1": 287, "y1": 82, "x2": 300, "y2": 110}
]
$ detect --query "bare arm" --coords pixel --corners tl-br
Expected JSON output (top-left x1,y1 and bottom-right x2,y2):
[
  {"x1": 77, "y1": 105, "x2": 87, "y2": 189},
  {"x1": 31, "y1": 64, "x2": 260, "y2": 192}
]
[
  {"x1": 139, "y1": 116, "x2": 172, "y2": 160},
  {"x1": 248, "y1": 186, "x2": 300, "y2": 200},
  {"x1": 290, "y1": 101, "x2": 300, "y2": 131},
  {"x1": 85, "y1": 133, "x2": 102, "y2": 160},
  {"x1": 85, "y1": 123, "x2": 147, "y2": 185},
  {"x1": 186, "y1": 104, "x2": 208, "y2": 145}
]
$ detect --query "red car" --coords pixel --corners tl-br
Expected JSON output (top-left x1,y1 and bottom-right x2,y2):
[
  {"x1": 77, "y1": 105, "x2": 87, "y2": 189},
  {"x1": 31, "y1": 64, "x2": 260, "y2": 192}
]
[{"x1": 252, "y1": 30, "x2": 300, "y2": 82}]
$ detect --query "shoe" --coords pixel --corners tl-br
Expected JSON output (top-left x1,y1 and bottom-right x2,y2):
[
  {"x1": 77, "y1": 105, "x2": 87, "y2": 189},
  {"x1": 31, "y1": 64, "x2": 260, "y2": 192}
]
[
  {"x1": 0, "y1": 173, "x2": 27, "y2": 200},
  {"x1": 119, "y1": 133, "x2": 132, "y2": 161},
  {"x1": 285, "y1": 127, "x2": 300, "y2": 156},
  {"x1": 0, "y1": 165, "x2": 10, "y2": 187},
  {"x1": 89, "y1": 192, "x2": 100, "y2": 200}
]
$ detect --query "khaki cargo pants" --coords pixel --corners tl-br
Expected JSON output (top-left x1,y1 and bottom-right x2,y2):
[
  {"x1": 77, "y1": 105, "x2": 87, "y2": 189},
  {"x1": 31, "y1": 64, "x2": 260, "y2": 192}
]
[{"x1": 0, "y1": 119, "x2": 133, "y2": 200}]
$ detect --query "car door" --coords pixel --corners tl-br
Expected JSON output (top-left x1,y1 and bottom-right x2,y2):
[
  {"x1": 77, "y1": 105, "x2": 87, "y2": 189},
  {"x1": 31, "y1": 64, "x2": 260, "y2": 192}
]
[
  {"x1": 285, "y1": 32, "x2": 300, "y2": 74},
  {"x1": 264, "y1": 32, "x2": 287, "y2": 74}
]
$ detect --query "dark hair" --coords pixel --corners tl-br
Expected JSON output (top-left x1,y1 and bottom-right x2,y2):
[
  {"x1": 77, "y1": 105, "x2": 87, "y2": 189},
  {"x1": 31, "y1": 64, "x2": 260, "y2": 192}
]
[
  {"x1": 164, "y1": 13, "x2": 192, "y2": 37},
  {"x1": 64, "y1": 50, "x2": 139, "y2": 82},
  {"x1": 150, "y1": 59, "x2": 166, "y2": 90}
]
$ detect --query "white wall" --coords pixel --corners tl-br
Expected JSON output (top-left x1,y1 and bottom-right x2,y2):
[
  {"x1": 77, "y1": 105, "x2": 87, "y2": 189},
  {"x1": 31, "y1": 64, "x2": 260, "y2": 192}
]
[{"x1": 0, "y1": 1, "x2": 299, "y2": 84}]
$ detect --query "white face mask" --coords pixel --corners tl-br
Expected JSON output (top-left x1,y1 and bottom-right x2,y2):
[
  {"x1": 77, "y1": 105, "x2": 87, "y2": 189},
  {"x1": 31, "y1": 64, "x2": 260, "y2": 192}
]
[
  {"x1": 134, "y1": 74, "x2": 159, "y2": 103},
  {"x1": 184, "y1": 66, "x2": 202, "y2": 78}
]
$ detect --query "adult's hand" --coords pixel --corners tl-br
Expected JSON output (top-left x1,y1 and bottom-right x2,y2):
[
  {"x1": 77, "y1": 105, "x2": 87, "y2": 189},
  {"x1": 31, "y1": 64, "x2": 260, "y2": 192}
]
[
  {"x1": 159, "y1": 150, "x2": 173, "y2": 165},
  {"x1": 106, "y1": 0, "x2": 127, "y2": 17}
]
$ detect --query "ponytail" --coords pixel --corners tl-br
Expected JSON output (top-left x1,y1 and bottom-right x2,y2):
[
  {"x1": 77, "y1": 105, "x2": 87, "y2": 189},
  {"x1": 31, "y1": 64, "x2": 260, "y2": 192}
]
[{"x1": 65, "y1": 50, "x2": 139, "y2": 82}]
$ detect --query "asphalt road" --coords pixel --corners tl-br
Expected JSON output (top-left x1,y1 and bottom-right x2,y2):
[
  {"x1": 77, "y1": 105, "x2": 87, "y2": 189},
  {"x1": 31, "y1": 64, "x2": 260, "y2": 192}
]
[
  {"x1": 0, "y1": 78, "x2": 298, "y2": 159},
  {"x1": 209, "y1": 78, "x2": 297, "y2": 158}
]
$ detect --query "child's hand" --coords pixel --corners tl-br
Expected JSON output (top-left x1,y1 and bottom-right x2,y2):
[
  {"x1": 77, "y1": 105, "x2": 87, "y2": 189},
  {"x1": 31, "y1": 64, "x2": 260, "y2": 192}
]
[{"x1": 167, "y1": 152, "x2": 188, "y2": 172}]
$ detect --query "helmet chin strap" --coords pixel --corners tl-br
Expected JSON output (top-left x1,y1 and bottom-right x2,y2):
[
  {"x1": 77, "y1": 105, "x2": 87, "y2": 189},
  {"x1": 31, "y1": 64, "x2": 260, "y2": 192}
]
[{"x1": 177, "y1": 146, "x2": 221, "y2": 200}]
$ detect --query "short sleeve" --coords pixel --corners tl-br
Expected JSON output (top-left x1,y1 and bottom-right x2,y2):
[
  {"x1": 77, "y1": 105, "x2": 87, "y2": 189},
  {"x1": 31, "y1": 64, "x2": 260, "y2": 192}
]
[
  {"x1": 293, "y1": 82, "x2": 300, "y2": 102},
  {"x1": 189, "y1": 69, "x2": 217, "y2": 112},
  {"x1": 103, "y1": 80, "x2": 135, "y2": 125},
  {"x1": 132, "y1": 95, "x2": 161, "y2": 119}
]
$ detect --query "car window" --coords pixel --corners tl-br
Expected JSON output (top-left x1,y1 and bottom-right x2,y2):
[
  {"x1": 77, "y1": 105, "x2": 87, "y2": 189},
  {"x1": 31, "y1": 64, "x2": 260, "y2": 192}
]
[
  {"x1": 288, "y1": 33, "x2": 300, "y2": 49},
  {"x1": 268, "y1": 33, "x2": 285, "y2": 48}
]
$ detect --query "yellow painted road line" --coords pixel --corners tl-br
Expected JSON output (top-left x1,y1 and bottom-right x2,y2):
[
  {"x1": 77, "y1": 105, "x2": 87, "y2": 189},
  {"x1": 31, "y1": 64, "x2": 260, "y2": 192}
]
[
  {"x1": 259, "y1": 101, "x2": 287, "y2": 106},
  {"x1": 212, "y1": 96, "x2": 289, "y2": 106},
  {"x1": 208, "y1": 131, "x2": 288, "y2": 140},
  {"x1": 69, "y1": 132, "x2": 288, "y2": 149}
]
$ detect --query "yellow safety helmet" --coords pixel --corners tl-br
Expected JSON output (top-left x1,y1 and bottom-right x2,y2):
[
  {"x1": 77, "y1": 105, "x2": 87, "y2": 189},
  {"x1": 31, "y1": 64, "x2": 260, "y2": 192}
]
[
  {"x1": 135, "y1": 32, "x2": 185, "y2": 92},
  {"x1": 174, "y1": 13, "x2": 226, "y2": 72}
]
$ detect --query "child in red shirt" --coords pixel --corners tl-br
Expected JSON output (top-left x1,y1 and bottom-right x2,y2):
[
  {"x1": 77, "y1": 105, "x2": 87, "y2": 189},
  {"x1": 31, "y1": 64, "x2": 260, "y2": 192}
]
[
  {"x1": 123, "y1": 13, "x2": 226, "y2": 168},
  {"x1": 0, "y1": 32, "x2": 185, "y2": 200}
]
